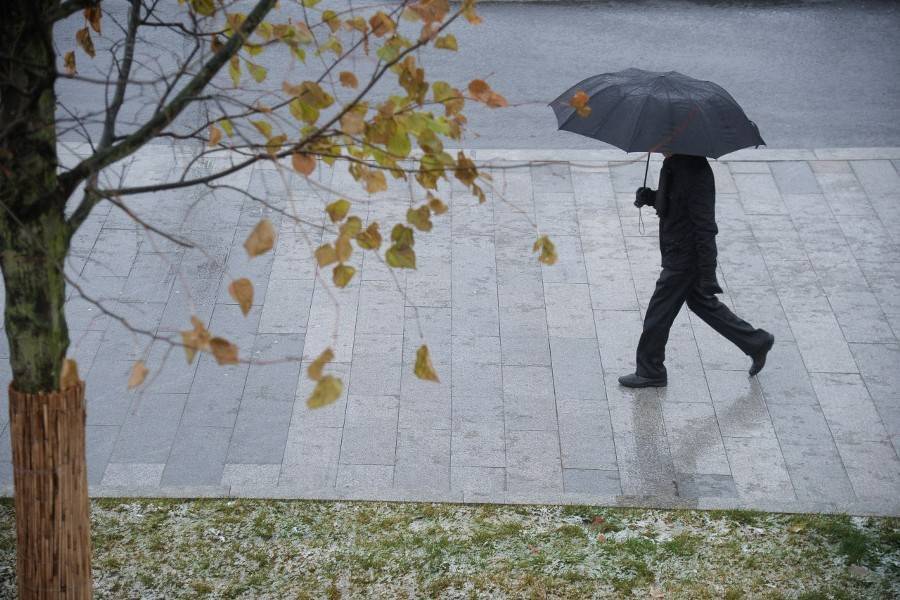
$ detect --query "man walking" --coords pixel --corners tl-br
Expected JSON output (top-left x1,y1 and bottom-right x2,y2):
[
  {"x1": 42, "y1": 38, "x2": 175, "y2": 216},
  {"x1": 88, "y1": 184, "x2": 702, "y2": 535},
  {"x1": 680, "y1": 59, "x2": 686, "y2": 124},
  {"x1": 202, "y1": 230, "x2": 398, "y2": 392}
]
[{"x1": 618, "y1": 153, "x2": 775, "y2": 388}]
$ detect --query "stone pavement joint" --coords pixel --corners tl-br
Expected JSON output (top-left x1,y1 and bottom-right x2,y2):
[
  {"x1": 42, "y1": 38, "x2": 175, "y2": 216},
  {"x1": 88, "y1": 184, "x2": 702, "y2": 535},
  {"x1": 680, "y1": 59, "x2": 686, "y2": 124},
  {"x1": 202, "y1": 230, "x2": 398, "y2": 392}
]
[{"x1": 1, "y1": 146, "x2": 899, "y2": 516}]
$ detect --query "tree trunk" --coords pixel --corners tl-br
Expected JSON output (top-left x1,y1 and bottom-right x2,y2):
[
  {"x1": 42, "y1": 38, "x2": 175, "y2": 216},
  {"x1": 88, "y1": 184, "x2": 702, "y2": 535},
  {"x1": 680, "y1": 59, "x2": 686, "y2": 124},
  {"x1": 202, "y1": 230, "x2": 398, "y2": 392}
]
[{"x1": 1, "y1": 2, "x2": 93, "y2": 597}]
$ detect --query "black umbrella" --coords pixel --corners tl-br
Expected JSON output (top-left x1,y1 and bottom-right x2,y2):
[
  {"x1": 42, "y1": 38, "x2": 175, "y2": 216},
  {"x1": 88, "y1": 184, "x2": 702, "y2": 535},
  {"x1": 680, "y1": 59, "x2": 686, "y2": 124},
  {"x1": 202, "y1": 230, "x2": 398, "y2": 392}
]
[{"x1": 550, "y1": 68, "x2": 765, "y2": 185}]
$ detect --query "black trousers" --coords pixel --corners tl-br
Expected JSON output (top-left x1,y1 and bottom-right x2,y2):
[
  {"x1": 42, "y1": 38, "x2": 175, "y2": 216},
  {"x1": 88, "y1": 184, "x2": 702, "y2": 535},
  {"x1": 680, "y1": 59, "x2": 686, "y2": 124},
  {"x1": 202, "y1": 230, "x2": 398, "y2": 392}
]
[{"x1": 636, "y1": 268, "x2": 770, "y2": 379}]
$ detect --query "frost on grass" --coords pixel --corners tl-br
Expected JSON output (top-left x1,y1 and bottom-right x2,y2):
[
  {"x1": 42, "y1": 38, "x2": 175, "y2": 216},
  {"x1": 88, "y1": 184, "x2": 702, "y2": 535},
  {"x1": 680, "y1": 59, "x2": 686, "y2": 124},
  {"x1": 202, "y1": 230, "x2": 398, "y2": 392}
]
[{"x1": 0, "y1": 499, "x2": 897, "y2": 598}]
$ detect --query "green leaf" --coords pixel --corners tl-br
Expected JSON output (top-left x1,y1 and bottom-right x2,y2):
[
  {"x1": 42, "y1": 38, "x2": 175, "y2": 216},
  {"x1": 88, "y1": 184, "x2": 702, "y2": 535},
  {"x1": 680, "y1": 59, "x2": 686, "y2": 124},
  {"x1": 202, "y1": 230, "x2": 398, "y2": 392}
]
[
  {"x1": 190, "y1": 0, "x2": 216, "y2": 17},
  {"x1": 333, "y1": 264, "x2": 356, "y2": 288},
  {"x1": 229, "y1": 57, "x2": 240, "y2": 87},
  {"x1": 289, "y1": 98, "x2": 319, "y2": 124},
  {"x1": 387, "y1": 129, "x2": 411, "y2": 158},
  {"x1": 251, "y1": 120, "x2": 272, "y2": 138},
  {"x1": 220, "y1": 119, "x2": 234, "y2": 136},
  {"x1": 385, "y1": 245, "x2": 416, "y2": 269},
  {"x1": 434, "y1": 34, "x2": 458, "y2": 51},
  {"x1": 356, "y1": 222, "x2": 382, "y2": 250},
  {"x1": 406, "y1": 205, "x2": 432, "y2": 232},
  {"x1": 390, "y1": 223, "x2": 414, "y2": 248},
  {"x1": 533, "y1": 235, "x2": 558, "y2": 266},
  {"x1": 247, "y1": 62, "x2": 267, "y2": 83}
]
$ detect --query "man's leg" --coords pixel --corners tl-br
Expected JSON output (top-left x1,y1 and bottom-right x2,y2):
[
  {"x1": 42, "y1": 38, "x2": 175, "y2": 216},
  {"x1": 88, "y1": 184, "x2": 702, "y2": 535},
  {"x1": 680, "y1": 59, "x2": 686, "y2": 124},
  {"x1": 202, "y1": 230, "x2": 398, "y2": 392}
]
[
  {"x1": 634, "y1": 269, "x2": 694, "y2": 380},
  {"x1": 686, "y1": 287, "x2": 772, "y2": 356}
]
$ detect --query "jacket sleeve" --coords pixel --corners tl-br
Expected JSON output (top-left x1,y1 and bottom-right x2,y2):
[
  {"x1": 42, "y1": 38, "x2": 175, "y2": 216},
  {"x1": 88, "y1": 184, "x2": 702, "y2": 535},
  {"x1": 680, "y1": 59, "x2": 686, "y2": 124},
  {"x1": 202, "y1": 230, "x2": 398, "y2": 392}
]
[{"x1": 686, "y1": 174, "x2": 718, "y2": 275}]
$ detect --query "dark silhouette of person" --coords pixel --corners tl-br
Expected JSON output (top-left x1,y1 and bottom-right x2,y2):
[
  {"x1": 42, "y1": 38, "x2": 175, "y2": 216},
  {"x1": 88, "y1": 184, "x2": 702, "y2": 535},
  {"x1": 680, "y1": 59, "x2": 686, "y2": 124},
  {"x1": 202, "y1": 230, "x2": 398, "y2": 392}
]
[{"x1": 619, "y1": 153, "x2": 774, "y2": 388}]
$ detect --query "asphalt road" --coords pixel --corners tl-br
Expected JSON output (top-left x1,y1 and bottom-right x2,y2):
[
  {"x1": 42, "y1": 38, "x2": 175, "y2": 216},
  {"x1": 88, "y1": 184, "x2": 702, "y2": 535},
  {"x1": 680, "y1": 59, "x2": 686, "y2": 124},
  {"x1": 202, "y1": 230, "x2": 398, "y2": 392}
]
[{"x1": 55, "y1": 0, "x2": 900, "y2": 150}]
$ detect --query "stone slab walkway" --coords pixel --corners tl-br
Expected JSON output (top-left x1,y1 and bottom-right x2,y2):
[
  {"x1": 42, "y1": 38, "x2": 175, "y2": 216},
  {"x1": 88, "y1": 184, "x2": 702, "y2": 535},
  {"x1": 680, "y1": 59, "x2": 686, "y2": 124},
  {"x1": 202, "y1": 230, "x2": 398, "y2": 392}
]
[{"x1": 2, "y1": 145, "x2": 899, "y2": 516}]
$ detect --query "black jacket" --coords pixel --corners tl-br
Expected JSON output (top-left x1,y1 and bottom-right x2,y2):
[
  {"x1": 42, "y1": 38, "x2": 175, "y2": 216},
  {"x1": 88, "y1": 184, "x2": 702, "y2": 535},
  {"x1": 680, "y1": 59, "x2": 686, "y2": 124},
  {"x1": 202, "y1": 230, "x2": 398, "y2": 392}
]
[{"x1": 644, "y1": 154, "x2": 718, "y2": 274}]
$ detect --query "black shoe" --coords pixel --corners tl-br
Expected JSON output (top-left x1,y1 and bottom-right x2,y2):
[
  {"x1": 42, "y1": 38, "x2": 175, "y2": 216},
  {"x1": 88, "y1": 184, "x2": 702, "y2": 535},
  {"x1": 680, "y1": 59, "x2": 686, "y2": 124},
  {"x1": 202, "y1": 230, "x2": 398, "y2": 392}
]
[
  {"x1": 749, "y1": 333, "x2": 775, "y2": 376},
  {"x1": 618, "y1": 373, "x2": 667, "y2": 388}
]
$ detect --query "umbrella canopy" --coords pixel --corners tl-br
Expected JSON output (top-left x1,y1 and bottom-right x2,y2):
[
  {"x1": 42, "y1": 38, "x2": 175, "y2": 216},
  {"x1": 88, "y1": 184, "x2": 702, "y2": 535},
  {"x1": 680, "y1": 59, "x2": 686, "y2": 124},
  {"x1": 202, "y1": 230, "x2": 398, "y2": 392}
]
[{"x1": 550, "y1": 68, "x2": 765, "y2": 159}]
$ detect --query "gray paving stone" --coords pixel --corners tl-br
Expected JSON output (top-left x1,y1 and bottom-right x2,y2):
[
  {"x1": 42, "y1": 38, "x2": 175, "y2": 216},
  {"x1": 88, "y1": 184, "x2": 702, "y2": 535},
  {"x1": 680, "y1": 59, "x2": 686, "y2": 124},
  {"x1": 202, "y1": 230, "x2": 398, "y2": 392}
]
[
  {"x1": 825, "y1": 288, "x2": 895, "y2": 344},
  {"x1": 662, "y1": 402, "x2": 731, "y2": 476},
  {"x1": 676, "y1": 473, "x2": 737, "y2": 500},
  {"x1": 848, "y1": 343, "x2": 900, "y2": 400},
  {"x1": 278, "y1": 462, "x2": 338, "y2": 489},
  {"x1": 766, "y1": 403, "x2": 835, "y2": 447},
  {"x1": 541, "y1": 235, "x2": 587, "y2": 284},
  {"x1": 399, "y1": 363, "x2": 451, "y2": 430},
  {"x1": 812, "y1": 163, "x2": 876, "y2": 217},
  {"x1": 557, "y1": 398, "x2": 617, "y2": 470},
  {"x1": 394, "y1": 428, "x2": 451, "y2": 491},
  {"x1": 594, "y1": 309, "x2": 643, "y2": 375},
  {"x1": 182, "y1": 355, "x2": 248, "y2": 428},
  {"x1": 356, "y1": 279, "x2": 406, "y2": 336},
  {"x1": 502, "y1": 365, "x2": 557, "y2": 431},
  {"x1": 402, "y1": 306, "x2": 451, "y2": 365},
  {"x1": 757, "y1": 341, "x2": 819, "y2": 405},
  {"x1": 722, "y1": 436, "x2": 795, "y2": 502},
  {"x1": 346, "y1": 332, "x2": 401, "y2": 397},
  {"x1": 534, "y1": 192, "x2": 579, "y2": 236},
  {"x1": 110, "y1": 393, "x2": 187, "y2": 463},
  {"x1": 786, "y1": 310, "x2": 857, "y2": 373},
  {"x1": 451, "y1": 235, "x2": 499, "y2": 337},
  {"x1": 505, "y1": 430, "x2": 563, "y2": 494},
  {"x1": 779, "y1": 442, "x2": 856, "y2": 505},
  {"x1": 810, "y1": 373, "x2": 890, "y2": 443},
  {"x1": 258, "y1": 278, "x2": 315, "y2": 334},
  {"x1": 158, "y1": 276, "x2": 221, "y2": 333},
  {"x1": 101, "y1": 463, "x2": 164, "y2": 488},
  {"x1": 162, "y1": 425, "x2": 231, "y2": 486},
  {"x1": 340, "y1": 395, "x2": 398, "y2": 465},
  {"x1": 450, "y1": 465, "x2": 506, "y2": 493},
  {"x1": 335, "y1": 464, "x2": 394, "y2": 492},
  {"x1": 563, "y1": 469, "x2": 621, "y2": 495},
  {"x1": 770, "y1": 161, "x2": 822, "y2": 195},
  {"x1": 733, "y1": 172, "x2": 786, "y2": 215},
  {"x1": 706, "y1": 370, "x2": 776, "y2": 439},
  {"x1": 302, "y1": 278, "x2": 360, "y2": 362},
  {"x1": 549, "y1": 337, "x2": 604, "y2": 400},
  {"x1": 531, "y1": 163, "x2": 573, "y2": 194},
  {"x1": 86, "y1": 425, "x2": 119, "y2": 485},
  {"x1": 282, "y1": 425, "x2": 342, "y2": 467},
  {"x1": 227, "y1": 398, "x2": 292, "y2": 464},
  {"x1": 545, "y1": 283, "x2": 595, "y2": 338},
  {"x1": 835, "y1": 440, "x2": 900, "y2": 504},
  {"x1": 221, "y1": 464, "x2": 280, "y2": 488},
  {"x1": 451, "y1": 414, "x2": 505, "y2": 468}
]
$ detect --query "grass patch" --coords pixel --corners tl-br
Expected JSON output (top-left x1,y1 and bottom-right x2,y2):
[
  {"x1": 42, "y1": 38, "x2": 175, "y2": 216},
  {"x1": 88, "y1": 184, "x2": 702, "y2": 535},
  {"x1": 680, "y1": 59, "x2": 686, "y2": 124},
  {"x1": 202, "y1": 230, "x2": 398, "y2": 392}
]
[{"x1": 0, "y1": 499, "x2": 897, "y2": 598}]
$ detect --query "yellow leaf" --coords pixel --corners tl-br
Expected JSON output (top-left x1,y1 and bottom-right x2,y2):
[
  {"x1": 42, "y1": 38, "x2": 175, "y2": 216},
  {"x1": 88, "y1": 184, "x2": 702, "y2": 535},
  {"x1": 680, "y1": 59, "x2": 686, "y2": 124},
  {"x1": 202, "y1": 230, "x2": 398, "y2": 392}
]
[
  {"x1": 290, "y1": 99, "x2": 319, "y2": 124},
  {"x1": 333, "y1": 264, "x2": 356, "y2": 288},
  {"x1": 190, "y1": 0, "x2": 216, "y2": 16},
  {"x1": 570, "y1": 90, "x2": 592, "y2": 118},
  {"x1": 181, "y1": 316, "x2": 212, "y2": 364},
  {"x1": 341, "y1": 111, "x2": 365, "y2": 135},
  {"x1": 266, "y1": 134, "x2": 286, "y2": 157},
  {"x1": 364, "y1": 169, "x2": 387, "y2": 194},
  {"x1": 434, "y1": 34, "x2": 457, "y2": 51},
  {"x1": 210, "y1": 337, "x2": 239, "y2": 365},
  {"x1": 355, "y1": 222, "x2": 382, "y2": 250},
  {"x1": 427, "y1": 194, "x2": 448, "y2": 215},
  {"x1": 229, "y1": 56, "x2": 240, "y2": 87},
  {"x1": 326, "y1": 199, "x2": 351, "y2": 222},
  {"x1": 339, "y1": 71, "x2": 358, "y2": 88},
  {"x1": 292, "y1": 152, "x2": 316, "y2": 176},
  {"x1": 390, "y1": 223, "x2": 414, "y2": 248},
  {"x1": 307, "y1": 375, "x2": 343, "y2": 409},
  {"x1": 369, "y1": 12, "x2": 395, "y2": 37},
  {"x1": 247, "y1": 62, "x2": 267, "y2": 83},
  {"x1": 454, "y1": 151, "x2": 478, "y2": 186},
  {"x1": 220, "y1": 119, "x2": 234, "y2": 136},
  {"x1": 75, "y1": 27, "x2": 95, "y2": 58},
  {"x1": 307, "y1": 348, "x2": 334, "y2": 381},
  {"x1": 335, "y1": 234, "x2": 353, "y2": 262},
  {"x1": 59, "y1": 358, "x2": 80, "y2": 390},
  {"x1": 228, "y1": 278, "x2": 254, "y2": 316},
  {"x1": 251, "y1": 120, "x2": 272, "y2": 138},
  {"x1": 63, "y1": 51, "x2": 76, "y2": 75},
  {"x1": 128, "y1": 361, "x2": 148, "y2": 389},
  {"x1": 414, "y1": 345, "x2": 440, "y2": 382},
  {"x1": 533, "y1": 235, "x2": 558, "y2": 266},
  {"x1": 208, "y1": 124, "x2": 222, "y2": 147},
  {"x1": 468, "y1": 79, "x2": 508, "y2": 108},
  {"x1": 315, "y1": 243, "x2": 338, "y2": 267},
  {"x1": 84, "y1": 6, "x2": 102, "y2": 33},
  {"x1": 386, "y1": 244, "x2": 416, "y2": 269},
  {"x1": 406, "y1": 205, "x2": 433, "y2": 232},
  {"x1": 340, "y1": 216, "x2": 363, "y2": 237},
  {"x1": 244, "y1": 219, "x2": 276, "y2": 257}
]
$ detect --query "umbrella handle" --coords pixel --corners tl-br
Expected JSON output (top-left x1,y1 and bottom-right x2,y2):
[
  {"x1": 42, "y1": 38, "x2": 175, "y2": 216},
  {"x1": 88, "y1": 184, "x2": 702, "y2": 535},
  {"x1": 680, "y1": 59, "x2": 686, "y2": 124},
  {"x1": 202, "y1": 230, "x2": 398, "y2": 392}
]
[{"x1": 642, "y1": 152, "x2": 650, "y2": 188}]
